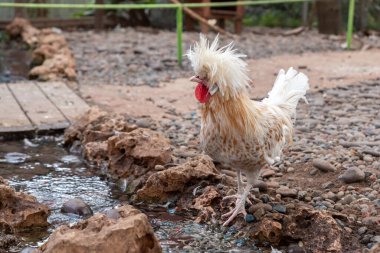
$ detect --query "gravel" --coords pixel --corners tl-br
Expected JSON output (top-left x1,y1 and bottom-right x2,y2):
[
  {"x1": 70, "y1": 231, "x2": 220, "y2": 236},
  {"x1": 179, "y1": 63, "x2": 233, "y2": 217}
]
[{"x1": 65, "y1": 27, "x2": 380, "y2": 87}]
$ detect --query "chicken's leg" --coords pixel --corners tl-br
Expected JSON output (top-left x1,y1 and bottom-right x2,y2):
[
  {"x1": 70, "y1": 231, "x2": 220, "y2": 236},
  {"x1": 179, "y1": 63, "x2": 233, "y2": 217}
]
[
  {"x1": 222, "y1": 182, "x2": 252, "y2": 226},
  {"x1": 222, "y1": 170, "x2": 253, "y2": 204}
]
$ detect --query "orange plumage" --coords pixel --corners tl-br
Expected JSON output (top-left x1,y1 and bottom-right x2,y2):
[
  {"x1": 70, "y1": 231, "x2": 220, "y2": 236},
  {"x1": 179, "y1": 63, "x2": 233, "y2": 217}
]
[{"x1": 188, "y1": 35, "x2": 310, "y2": 226}]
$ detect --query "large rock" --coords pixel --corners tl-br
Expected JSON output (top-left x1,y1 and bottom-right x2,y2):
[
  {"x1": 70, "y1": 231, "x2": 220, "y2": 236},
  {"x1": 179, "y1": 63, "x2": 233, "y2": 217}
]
[
  {"x1": 64, "y1": 107, "x2": 136, "y2": 147},
  {"x1": 281, "y1": 207, "x2": 342, "y2": 253},
  {"x1": 6, "y1": 18, "x2": 77, "y2": 81},
  {"x1": 5, "y1": 17, "x2": 39, "y2": 47},
  {"x1": 136, "y1": 156, "x2": 221, "y2": 203},
  {"x1": 0, "y1": 177, "x2": 49, "y2": 232},
  {"x1": 247, "y1": 206, "x2": 347, "y2": 252},
  {"x1": 107, "y1": 128, "x2": 172, "y2": 178},
  {"x1": 37, "y1": 205, "x2": 161, "y2": 253}
]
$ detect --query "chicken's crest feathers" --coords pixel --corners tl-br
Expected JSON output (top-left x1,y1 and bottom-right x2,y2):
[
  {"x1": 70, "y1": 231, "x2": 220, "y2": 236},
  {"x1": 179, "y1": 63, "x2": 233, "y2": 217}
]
[{"x1": 187, "y1": 34, "x2": 251, "y2": 99}]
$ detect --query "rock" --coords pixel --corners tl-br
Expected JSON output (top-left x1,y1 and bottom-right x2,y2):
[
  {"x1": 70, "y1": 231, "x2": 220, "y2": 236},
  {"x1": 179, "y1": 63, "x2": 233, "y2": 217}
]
[
  {"x1": 6, "y1": 17, "x2": 39, "y2": 46},
  {"x1": 248, "y1": 203, "x2": 272, "y2": 214},
  {"x1": 192, "y1": 186, "x2": 220, "y2": 210},
  {"x1": 287, "y1": 167, "x2": 295, "y2": 173},
  {"x1": 252, "y1": 180, "x2": 268, "y2": 192},
  {"x1": 358, "y1": 226, "x2": 367, "y2": 235},
  {"x1": 369, "y1": 243, "x2": 380, "y2": 253},
  {"x1": 261, "y1": 169, "x2": 276, "y2": 178},
  {"x1": 282, "y1": 207, "x2": 343, "y2": 253},
  {"x1": 341, "y1": 194, "x2": 355, "y2": 205},
  {"x1": 298, "y1": 190, "x2": 307, "y2": 200},
  {"x1": 362, "y1": 216, "x2": 380, "y2": 226},
  {"x1": 0, "y1": 233, "x2": 18, "y2": 252},
  {"x1": 61, "y1": 198, "x2": 93, "y2": 217},
  {"x1": 254, "y1": 218, "x2": 282, "y2": 244},
  {"x1": 107, "y1": 128, "x2": 172, "y2": 178},
  {"x1": 0, "y1": 179, "x2": 49, "y2": 232},
  {"x1": 288, "y1": 244, "x2": 306, "y2": 253},
  {"x1": 37, "y1": 205, "x2": 161, "y2": 253},
  {"x1": 312, "y1": 159, "x2": 336, "y2": 172},
  {"x1": 64, "y1": 107, "x2": 136, "y2": 147},
  {"x1": 136, "y1": 156, "x2": 221, "y2": 202},
  {"x1": 272, "y1": 204, "x2": 287, "y2": 214},
  {"x1": 83, "y1": 141, "x2": 108, "y2": 166},
  {"x1": 276, "y1": 187, "x2": 298, "y2": 198},
  {"x1": 339, "y1": 168, "x2": 365, "y2": 183},
  {"x1": 245, "y1": 214, "x2": 255, "y2": 223}
]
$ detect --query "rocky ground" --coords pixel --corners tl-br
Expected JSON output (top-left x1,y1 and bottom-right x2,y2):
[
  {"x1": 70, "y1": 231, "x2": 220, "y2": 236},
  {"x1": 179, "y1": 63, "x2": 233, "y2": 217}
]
[
  {"x1": 66, "y1": 27, "x2": 380, "y2": 87},
  {"x1": 60, "y1": 79, "x2": 380, "y2": 252}
]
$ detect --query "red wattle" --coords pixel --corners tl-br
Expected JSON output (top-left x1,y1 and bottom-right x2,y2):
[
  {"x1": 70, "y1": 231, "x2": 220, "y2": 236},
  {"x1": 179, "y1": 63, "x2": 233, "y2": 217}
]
[{"x1": 195, "y1": 83, "x2": 211, "y2": 103}]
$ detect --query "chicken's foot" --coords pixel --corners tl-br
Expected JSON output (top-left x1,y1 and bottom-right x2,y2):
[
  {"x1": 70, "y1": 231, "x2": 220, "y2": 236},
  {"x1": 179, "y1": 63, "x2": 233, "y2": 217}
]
[{"x1": 222, "y1": 183, "x2": 252, "y2": 226}]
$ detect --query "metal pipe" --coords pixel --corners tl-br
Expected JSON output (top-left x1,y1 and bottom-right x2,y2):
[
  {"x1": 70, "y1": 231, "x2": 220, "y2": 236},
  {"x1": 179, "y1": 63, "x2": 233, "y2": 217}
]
[
  {"x1": 346, "y1": 0, "x2": 355, "y2": 49},
  {"x1": 176, "y1": 6, "x2": 183, "y2": 66}
]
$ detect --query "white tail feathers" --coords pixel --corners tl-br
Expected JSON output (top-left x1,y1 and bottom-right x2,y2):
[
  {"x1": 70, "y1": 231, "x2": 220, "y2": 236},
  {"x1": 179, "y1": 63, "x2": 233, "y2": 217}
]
[{"x1": 263, "y1": 67, "x2": 309, "y2": 115}]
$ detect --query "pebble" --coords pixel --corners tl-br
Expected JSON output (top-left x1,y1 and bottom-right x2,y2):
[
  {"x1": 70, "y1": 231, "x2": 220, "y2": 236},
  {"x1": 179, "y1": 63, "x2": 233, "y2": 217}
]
[
  {"x1": 288, "y1": 243, "x2": 306, "y2": 253},
  {"x1": 261, "y1": 169, "x2": 276, "y2": 178},
  {"x1": 249, "y1": 203, "x2": 272, "y2": 213},
  {"x1": 312, "y1": 159, "x2": 336, "y2": 172},
  {"x1": 308, "y1": 165, "x2": 320, "y2": 174},
  {"x1": 339, "y1": 168, "x2": 365, "y2": 183},
  {"x1": 358, "y1": 226, "x2": 367, "y2": 235},
  {"x1": 261, "y1": 194, "x2": 270, "y2": 203},
  {"x1": 297, "y1": 190, "x2": 307, "y2": 200},
  {"x1": 245, "y1": 214, "x2": 255, "y2": 223},
  {"x1": 272, "y1": 204, "x2": 287, "y2": 214},
  {"x1": 341, "y1": 194, "x2": 355, "y2": 205},
  {"x1": 276, "y1": 187, "x2": 298, "y2": 198},
  {"x1": 287, "y1": 167, "x2": 295, "y2": 173},
  {"x1": 61, "y1": 198, "x2": 93, "y2": 217},
  {"x1": 362, "y1": 216, "x2": 380, "y2": 226},
  {"x1": 253, "y1": 180, "x2": 268, "y2": 192}
]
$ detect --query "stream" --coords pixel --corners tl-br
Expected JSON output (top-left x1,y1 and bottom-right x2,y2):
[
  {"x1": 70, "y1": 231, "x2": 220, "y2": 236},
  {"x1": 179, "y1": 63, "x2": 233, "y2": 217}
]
[{"x1": 0, "y1": 136, "x2": 259, "y2": 253}]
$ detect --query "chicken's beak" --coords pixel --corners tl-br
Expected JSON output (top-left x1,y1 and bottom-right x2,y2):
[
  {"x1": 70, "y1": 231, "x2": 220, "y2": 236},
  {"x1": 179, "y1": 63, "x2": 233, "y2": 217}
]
[{"x1": 190, "y1": 76, "x2": 203, "y2": 83}]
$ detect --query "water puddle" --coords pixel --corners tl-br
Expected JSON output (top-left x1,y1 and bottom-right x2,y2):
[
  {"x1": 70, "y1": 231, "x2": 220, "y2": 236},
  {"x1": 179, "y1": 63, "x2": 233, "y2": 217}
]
[
  {"x1": 0, "y1": 36, "x2": 31, "y2": 82},
  {"x1": 0, "y1": 136, "x2": 258, "y2": 252}
]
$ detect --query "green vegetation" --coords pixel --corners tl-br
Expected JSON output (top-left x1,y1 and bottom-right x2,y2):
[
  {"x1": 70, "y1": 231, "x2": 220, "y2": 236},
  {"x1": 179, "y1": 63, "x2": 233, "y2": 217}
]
[{"x1": 243, "y1": 3, "x2": 303, "y2": 28}]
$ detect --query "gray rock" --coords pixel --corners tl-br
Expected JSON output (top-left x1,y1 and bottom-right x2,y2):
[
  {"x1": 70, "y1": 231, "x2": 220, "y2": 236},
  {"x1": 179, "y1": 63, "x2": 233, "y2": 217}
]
[
  {"x1": 276, "y1": 187, "x2": 298, "y2": 198},
  {"x1": 312, "y1": 159, "x2": 336, "y2": 172},
  {"x1": 358, "y1": 226, "x2": 367, "y2": 235},
  {"x1": 341, "y1": 194, "x2": 355, "y2": 205},
  {"x1": 339, "y1": 168, "x2": 365, "y2": 183},
  {"x1": 61, "y1": 198, "x2": 93, "y2": 217}
]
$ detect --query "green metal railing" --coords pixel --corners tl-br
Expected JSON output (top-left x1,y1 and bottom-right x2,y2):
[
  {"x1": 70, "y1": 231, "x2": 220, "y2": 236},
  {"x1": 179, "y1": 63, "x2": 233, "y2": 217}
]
[{"x1": 0, "y1": 0, "x2": 356, "y2": 66}]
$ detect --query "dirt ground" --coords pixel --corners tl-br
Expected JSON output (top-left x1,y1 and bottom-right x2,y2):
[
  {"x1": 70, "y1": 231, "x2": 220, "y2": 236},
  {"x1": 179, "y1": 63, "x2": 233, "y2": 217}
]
[{"x1": 79, "y1": 49, "x2": 380, "y2": 120}]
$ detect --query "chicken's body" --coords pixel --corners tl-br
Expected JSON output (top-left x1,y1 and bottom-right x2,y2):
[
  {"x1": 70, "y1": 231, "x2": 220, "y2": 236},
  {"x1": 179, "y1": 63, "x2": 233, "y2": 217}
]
[{"x1": 187, "y1": 35, "x2": 309, "y2": 226}]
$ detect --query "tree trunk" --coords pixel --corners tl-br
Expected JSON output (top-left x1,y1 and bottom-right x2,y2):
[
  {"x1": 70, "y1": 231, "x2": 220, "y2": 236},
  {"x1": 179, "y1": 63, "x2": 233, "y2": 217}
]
[{"x1": 316, "y1": 0, "x2": 342, "y2": 35}]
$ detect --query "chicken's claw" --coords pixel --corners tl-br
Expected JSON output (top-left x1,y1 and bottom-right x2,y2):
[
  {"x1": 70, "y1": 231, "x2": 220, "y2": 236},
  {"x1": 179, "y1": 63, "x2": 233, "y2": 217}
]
[{"x1": 222, "y1": 196, "x2": 247, "y2": 226}]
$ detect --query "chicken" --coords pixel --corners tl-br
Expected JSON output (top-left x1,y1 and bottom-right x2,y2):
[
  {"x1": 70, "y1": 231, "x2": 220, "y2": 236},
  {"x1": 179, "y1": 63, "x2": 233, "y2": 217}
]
[{"x1": 187, "y1": 35, "x2": 309, "y2": 226}]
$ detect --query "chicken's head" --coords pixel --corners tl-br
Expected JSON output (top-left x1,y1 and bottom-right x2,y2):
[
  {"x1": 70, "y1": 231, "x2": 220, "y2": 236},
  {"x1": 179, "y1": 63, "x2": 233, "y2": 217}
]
[{"x1": 187, "y1": 34, "x2": 251, "y2": 104}]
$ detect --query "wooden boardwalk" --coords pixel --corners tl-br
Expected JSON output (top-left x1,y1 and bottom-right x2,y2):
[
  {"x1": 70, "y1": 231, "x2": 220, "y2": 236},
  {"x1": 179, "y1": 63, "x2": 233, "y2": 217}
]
[{"x1": 0, "y1": 81, "x2": 90, "y2": 136}]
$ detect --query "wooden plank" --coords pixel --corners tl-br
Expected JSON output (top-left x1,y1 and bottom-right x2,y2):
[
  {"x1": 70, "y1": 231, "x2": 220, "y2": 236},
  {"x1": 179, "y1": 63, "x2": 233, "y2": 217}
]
[
  {"x1": 0, "y1": 84, "x2": 34, "y2": 133},
  {"x1": 36, "y1": 81, "x2": 90, "y2": 122},
  {"x1": 8, "y1": 82, "x2": 70, "y2": 131}
]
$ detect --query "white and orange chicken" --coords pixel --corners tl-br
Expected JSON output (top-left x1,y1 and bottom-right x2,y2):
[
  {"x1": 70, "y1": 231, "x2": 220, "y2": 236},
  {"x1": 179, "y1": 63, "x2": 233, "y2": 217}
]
[{"x1": 187, "y1": 35, "x2": 309, "y2": 226}]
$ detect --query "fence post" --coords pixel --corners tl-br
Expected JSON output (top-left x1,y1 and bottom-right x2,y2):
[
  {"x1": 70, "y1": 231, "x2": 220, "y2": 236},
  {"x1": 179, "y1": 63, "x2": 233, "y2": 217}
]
[
  {"x1": 95, "y1": 0, "x2": 104, "y2": 31},
  {"x1": 15, "y1": 0, "x2": 25, "y2": 17},
  {"x1": 176, "y1": 5, "x2": 183, "y2": 67},
  {"x1": 346, "y1": 0, "x2": 355, "y2": 49}
]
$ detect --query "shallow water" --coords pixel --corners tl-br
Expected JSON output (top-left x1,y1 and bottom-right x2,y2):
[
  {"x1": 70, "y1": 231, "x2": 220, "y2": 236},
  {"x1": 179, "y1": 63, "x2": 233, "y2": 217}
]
[
  {"x1": 0, "y1": 38, "x2": 31, "y2": 82},
  {"x1": 0, "y1": 136, "x2": 258, "y2": 252}
]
